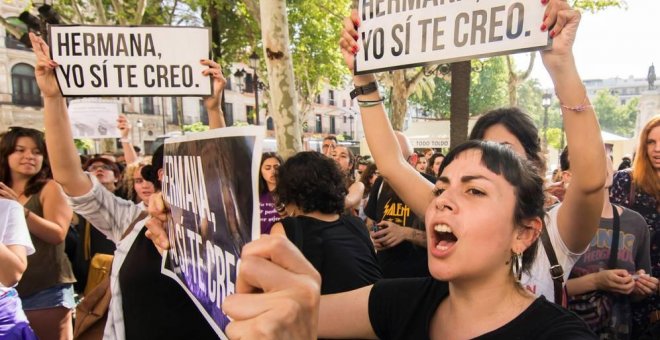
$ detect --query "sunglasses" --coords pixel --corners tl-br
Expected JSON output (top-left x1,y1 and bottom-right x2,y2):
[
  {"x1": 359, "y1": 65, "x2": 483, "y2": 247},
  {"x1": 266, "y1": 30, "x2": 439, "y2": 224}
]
[{"x1": 88, "y1": 164, "x2": 113, "y2": 172}]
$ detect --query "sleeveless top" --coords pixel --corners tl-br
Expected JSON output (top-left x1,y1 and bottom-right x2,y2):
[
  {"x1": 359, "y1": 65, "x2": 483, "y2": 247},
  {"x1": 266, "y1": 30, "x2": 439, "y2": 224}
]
[
  {"x1": 16, "y1": 189, "x2": 76, "y2": 297},
  {"x1": 119, "y1": 228, "x2": 217, "y2": 339}
]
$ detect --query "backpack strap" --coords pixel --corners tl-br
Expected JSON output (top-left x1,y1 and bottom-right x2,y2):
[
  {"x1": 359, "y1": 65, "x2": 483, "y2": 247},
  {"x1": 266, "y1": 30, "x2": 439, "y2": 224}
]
[
  {"x1": 607, "y1": 204, "x2": 621, "y2": 269},
  {"x1": 539, "y1": 219, "x2": 565, "y2": 306},
  {"x1": 121, "y1": 211, "x2": 149, "y2": 241}
]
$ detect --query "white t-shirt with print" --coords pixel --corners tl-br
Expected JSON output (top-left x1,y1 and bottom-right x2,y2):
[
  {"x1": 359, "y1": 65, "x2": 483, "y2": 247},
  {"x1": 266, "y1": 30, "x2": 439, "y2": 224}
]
[
  {"x1": 0, "y1": 199, "x2": 35, "y2": 294},
  {"x1": 520, "y1": 204, "x2": 588, "y2": 303}
]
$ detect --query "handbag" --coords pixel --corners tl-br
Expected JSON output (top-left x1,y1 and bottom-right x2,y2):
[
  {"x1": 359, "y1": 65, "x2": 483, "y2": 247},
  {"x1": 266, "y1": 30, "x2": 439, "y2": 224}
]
[
  {"x1": 83, "y1": 253, "x2": 113, "y2": 296},
  {"x1": 74, "y1": 211, "x2": 148, "y2": 340}
]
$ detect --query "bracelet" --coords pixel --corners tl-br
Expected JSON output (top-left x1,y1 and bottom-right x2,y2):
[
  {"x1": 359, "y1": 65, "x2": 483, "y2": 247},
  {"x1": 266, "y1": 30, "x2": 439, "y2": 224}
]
[
  {"x1": 350, "y1": 81, "x2": 379, "y2": 99},
  {"x1": 24, "y1": 208, "x2": 30, "y2": 219},
  {"x1": 557, "y1": 93, "x2": 592, "y2": 112},
  {"x1": 120, "y1": 138, "x2": 131, "y2": 143},
  {"x1": 357, "y1": 99, "x2": 384, "y2": 108}
]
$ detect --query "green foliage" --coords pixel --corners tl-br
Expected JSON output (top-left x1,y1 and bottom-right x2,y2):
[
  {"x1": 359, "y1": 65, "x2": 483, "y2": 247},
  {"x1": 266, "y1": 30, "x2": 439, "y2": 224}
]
[
  {"x1": 592, "y1": 90, "x2": 638, "y2": 137},
  {"x1": 74, "y1": 138, "x2": 93, "y2": 151},
  {"x1": 409, "y1": 58, "x2": 508, "y2": 118},
  {"x1": 545, "y1": 128, "x2": 564, "y2": 150},
  {"x1": 183, "y1": 122, "x2": 209, "y2": 132},
  {"x1": 571, "y1": 0, "x2": 626, "y2": 12}
]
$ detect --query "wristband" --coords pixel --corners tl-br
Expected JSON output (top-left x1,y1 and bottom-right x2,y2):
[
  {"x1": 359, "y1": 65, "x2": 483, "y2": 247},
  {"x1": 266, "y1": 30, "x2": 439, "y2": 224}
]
[{"x1": 350, "y1": 82, "x2": 378, "y2": 99}]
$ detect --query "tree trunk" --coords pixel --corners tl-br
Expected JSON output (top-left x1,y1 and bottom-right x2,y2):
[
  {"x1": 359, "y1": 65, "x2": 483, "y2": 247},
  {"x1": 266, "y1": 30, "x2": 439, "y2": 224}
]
[
  {"x1": 450, "y1": 61, "x2": 471, "y2": 150},
  {"x1": 260, "y1": 0, "x2": 302, "y2": 159},
  {"x1": 390, "y1": 70, "x2": 408, "y2": 131}
]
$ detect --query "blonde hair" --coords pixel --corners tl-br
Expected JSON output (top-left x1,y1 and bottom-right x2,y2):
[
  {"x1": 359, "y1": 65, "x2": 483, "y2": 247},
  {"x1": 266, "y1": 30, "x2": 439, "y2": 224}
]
[
  {"x1": 122, "y1": 160, "x2": 150, "y2": 202},
  {"x1": 632, "y1": 115, "x2": 660, "y2": 201}
]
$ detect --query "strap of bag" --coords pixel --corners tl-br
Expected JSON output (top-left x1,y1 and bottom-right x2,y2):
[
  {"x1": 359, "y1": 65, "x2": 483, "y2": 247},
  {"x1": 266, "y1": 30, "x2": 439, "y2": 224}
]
[
  {"x1": 607, "y1": 204, "x2": 621, "y2": 269},
  {"x1": 540, "y1": 219, "x2": 565, "y2": 306},
  {"x1": 84, "y1": 219, "x2": 91, "y2": 260},
  {"x1": 121, "y1": 211, "x2": 149, "y2": 241},
  {"x1": 628, "y1": 180, "x2": 636, "y2": 207}
]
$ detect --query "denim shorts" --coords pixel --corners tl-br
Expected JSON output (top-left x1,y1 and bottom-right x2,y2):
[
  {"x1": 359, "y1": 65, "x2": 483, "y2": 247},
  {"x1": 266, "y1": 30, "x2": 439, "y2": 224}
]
[{"x1": 21, "y1": 284, "x2": 76, "y2": 311}]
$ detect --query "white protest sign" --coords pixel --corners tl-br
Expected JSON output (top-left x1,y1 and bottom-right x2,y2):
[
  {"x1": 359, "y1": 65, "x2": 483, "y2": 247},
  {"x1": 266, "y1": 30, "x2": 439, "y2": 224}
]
[
  {"x1": 355, "y1": 0, "x2": 550, "y2": 74},
  {"x1": 67, "y1": 99, "x2": 121, "y2": 139},
  {"x1": 49, "y1": 25, "x2": 212, "y2": 97}
]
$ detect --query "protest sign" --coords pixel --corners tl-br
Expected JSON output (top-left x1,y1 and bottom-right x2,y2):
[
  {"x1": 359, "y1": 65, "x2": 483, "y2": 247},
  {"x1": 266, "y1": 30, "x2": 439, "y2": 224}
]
[
  {"x1": 355, "y1": 0, "x2": 550, "y2": 74},
  {"x1": 67, "y1": 99, "x2": 120, "y2": 139},
  {"x1": 48, "y1": 25, "x2": 212, "y2": 96},
  {"x1": 161, "y1": 126, "x2": 264, "y2": 338}
]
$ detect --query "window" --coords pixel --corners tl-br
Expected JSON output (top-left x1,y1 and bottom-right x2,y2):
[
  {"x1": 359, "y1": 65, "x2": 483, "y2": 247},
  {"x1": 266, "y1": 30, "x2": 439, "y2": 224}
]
[
  {"x1": 245, "y1": 74, "x2": 254, "y2": 93},
  {"x1": 330, "y1": 116, "x2": 336, "y2": 134},
  {"x1": 224, "y1": 103, "x2": 234, "y2": 126},
  {"x1": 316, "y1": 94, "x2": 322, "y2": 104},
  {"x1": 315, "y1": 114, "x2": 322, "y2": 133},
  {"x1": 142, "y1": 97, "x2": 154, "y2": 114},
  {"x1": 199, "y1": 100, "x2": 209, "y2": 125},
  {"x1": 246, "y1": 105, "x2": 255, "y2": 124},
  {"x1": 170, "y1": 97, "x2": 180, "y2": 124},
  {"x1": 11, "y1": 64, "x2": 41, "y2": 106},
  {"x1": 267, "y1": 116, "x2": 274, "y2": 130},
  {"x1": 5, "y1": 34, "x2": 30, "y2": 51},
  {"x1": 329, "y1": 90, "x2": 336, "y2": 106},
  {"x1": 225, "y1": 76, "x2": 233, "y2": 91}
]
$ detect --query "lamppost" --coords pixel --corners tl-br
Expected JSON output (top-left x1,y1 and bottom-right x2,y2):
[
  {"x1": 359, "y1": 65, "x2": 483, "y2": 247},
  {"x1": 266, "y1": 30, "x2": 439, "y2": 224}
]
[
  {"x1": 541, "y1": 92, "x2": 552, "y2": 152},
  {"x1": 136, "y1": 119, "x2": 144, "y2": 148},
  {"x1": 249, "y1": 51, "x2": 261, "y2": 126},
  {"x1": 349, "y1": 114, "x2": 355, "y2": 140},
  {"x1": 233, "y1": 68, "x2": 245, "y2": 93}
]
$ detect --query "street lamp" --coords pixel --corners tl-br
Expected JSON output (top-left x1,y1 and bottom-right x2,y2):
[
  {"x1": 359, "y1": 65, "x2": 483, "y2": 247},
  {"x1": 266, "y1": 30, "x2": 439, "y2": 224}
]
[
  {"x1": 136, "y1": 119, "x2": 144, "y2": 148},
  {"x1": 541, "y1": 92, "x2": 552, "y2": 152},
  {"x1": 233, "y1": 69, "x2": 245, "y2": 93},
  {"x1": 348, "y1": 114, "x2": 355, "y2": 140},
  {"x1": 249, "y1": 51, "x2": 260, "y2": 126}
]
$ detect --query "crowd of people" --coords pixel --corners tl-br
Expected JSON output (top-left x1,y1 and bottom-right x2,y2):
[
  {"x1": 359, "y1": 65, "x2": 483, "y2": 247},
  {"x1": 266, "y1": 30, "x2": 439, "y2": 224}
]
[{"x1": 0, "y1": 1, "x2": 659, "y2": 339}]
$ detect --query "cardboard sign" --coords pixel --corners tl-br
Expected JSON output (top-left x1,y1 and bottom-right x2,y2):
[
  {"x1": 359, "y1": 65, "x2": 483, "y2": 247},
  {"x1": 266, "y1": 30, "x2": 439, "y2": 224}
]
[
  {"x1": 161, "y1": 126, "x2": 265, "y2": 338},
  {"x1": 67, "y1": 99, "x2": 120, "y2": 139},
  {"x1": 355, "y1": 0, "x2": 550, "y2": 74},
  {"x1": 49, "y1": 25, "x2": 212, "y2": 96}
]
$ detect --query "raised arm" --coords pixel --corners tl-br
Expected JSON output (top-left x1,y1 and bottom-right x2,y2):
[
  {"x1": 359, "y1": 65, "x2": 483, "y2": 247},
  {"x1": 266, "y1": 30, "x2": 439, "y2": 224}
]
[
  {"x1": 117, "y1": 114, "x2": 139, "y2": 164},
  {"x1": 30, "y1": 33, "x2": 91, "y2": 197},
  {"x1": 339, "y1": 11, "x2": 434, "y2": 217},
  {"x1": 540, "y1": 3, "x2": 606, "y2": 252},
  {"x1": 201, "y1": 59, "x2": 227, "y2": 129}
]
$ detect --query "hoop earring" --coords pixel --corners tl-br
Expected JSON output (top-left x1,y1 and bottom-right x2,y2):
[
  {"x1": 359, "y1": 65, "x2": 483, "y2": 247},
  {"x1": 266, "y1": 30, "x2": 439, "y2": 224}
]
[{"x1": 511, "y1": 252, "x2": 523, "y2": 282}]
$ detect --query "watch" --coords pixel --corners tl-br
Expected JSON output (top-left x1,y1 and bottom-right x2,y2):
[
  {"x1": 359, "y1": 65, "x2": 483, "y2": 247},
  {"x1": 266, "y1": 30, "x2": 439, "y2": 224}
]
[{"x1": 350, "y1": 82, "x2": 378, "y2": 99}]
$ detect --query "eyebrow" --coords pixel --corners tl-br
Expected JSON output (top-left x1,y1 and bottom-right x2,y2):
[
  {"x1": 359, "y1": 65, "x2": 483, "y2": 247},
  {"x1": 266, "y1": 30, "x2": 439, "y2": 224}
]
[{"x1": 436, "y1": 175, "x2": 490, "y2": 184}]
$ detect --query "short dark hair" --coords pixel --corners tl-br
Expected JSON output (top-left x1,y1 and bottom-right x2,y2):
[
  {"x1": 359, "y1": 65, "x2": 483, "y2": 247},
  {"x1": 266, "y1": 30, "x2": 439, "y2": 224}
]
[
  {"x1": 259, "y1": 152, "x2": 283, "y2": 194},
  {"x1": 275, "y1": 151, "x2": 346, "y2": 214},
  {"x1": 141, "y1": 144, "x2": 164, "y2": 190},
  {"x1": 440, "y1": 140, "x2": 545, "y2": 274},
  {"x1": 83, "y1": 157, "x2": 121, "y2": 178},
  {"x1": 323, "y1": 135, "x2": 337, "y2": 143},
  {"x1": 560, "y1": 146, "x2": 570, "y2": 171},
  {"x1": 469, "y1": 108, "x2": 545, "y2": 175}
]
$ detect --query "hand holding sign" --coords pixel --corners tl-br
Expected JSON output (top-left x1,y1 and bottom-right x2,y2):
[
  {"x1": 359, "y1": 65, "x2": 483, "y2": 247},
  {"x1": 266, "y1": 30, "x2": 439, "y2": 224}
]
[
  {"x1": 117, "y1": 113, "x2": 131, "y2": 139},
  {"x1": 539, "y1": 0, "x2": 580, "y2": 76},
  {"x1": 29, "y1": 32, "x2": 61, "y2": 98},
  {"x1": 201, "y1": 59, "x2": 226, "y2": 115},
  {"x1": 223, "y1": 235, "x2": 321, "y2": 340}
]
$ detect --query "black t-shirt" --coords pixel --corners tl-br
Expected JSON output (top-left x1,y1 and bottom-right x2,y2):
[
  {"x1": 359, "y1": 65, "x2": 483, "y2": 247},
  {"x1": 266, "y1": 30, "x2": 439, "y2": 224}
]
[
  {"x1": 369, "y1": 277, "x2": 597, "y2": 340},
  {"x1": 282, "y1": 215, "x2": 382, "y2": 294},
  {"x1": 364, "y1": 175, "x2": 435, "y2": 278}
]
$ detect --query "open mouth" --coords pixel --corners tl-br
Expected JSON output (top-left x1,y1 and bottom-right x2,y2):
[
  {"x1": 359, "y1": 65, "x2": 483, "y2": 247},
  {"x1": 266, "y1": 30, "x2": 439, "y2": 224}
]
[{"x1": 434, "y1": 224, "x2": 457, "y2": 251}]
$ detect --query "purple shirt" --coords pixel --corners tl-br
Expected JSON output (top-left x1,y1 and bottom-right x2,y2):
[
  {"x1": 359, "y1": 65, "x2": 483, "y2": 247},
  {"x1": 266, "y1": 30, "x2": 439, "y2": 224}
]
[{"x1": 260, "y1": 191, "x2": 280, "y2": 235}]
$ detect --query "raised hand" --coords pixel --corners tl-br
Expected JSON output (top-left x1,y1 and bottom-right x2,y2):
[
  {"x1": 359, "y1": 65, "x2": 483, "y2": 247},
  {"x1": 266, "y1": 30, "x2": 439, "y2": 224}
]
[
  {"x1": 117, "y1": 114, "x2": 131, "y2": 139},
  {"x1": 29, "y1": 32, "x2": 61, "y2": 98},
  {"x1": 145, "y1": 192, "x2": 171, "y2": 254},
  {"x1": 201, "y1": 59, "x2": 226, "y2": 112},
  {"x1": 540, "y1": 0, "x2": 581, "y2": 74},
  {"x1": 338, "y1": 10, "x2": 360, "y2": 73}
]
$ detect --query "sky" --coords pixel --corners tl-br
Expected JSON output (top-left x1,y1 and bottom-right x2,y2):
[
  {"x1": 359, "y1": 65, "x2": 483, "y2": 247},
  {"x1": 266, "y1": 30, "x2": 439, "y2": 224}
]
[{"x1": 514, "y1": 0, "x2": 660, "y2": 88}]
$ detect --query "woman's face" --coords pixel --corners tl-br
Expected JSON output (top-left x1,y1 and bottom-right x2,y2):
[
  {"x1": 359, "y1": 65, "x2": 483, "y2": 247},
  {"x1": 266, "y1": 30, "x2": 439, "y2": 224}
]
[
  {"x1": 261, "y1": 157, "x2": 280, "y2": 188},
  {"x1": 333, "y1": 146, "x2": 352, "y2": 173},
  {"x1": 646, "y1": 126, "x2": 660, "y2": 171},
  {"x1": 8, "y1": 137, "x2": 44, "y2": 177},
  {"x1": 432, "y1": 156, "x2": 444, "y2": 176},
  {"x1": 425, "y1": 149, "x2": 518, "y2": 282},
  {"x1": 416, "y1": 157, "x2": 427, "y2": 172},
  {"x1": 87, "y1": 161, "x2": 117, "y2": 185},
  {"x1": 370, "y1": 171, "x2": 379, "y2": 186},
  {"x1": 133, "y1": 166, "x2": 155, "y2": 204},
  {"x1": 481, "y1": 124, "x2": 527, "y2": 160}
]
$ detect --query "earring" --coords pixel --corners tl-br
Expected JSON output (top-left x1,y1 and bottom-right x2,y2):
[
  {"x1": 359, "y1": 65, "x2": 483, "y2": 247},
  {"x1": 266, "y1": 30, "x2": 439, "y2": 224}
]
[{"x1": 511, "y1": 252, "x2": 523, "y2": 282}]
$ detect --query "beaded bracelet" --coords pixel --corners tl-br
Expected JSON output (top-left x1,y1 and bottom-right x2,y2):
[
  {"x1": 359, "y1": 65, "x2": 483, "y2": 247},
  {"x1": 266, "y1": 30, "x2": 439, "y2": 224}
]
[{"x1": 558, "y1": 94, "x2": 592, "y2": 112}]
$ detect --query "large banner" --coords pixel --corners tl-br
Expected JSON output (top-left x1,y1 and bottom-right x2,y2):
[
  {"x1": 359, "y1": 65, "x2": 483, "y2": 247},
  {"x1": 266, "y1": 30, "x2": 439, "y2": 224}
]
[
  {"x1": 67, "y1": 99, "x2": 120, "y2": 139},
  {"x1": 161, "y1": 127, "x2": 265, "y2": 338},
  {"x1": 355, "y1": 0, "x2": 550, "y2": 74},
  {"x1": 49, "y1": 25, "x2": 212, "y2": 97}
]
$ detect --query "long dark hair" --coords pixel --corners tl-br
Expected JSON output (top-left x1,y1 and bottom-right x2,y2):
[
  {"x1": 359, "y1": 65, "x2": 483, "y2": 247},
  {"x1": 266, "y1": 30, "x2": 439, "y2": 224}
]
[
  {"x1": 259, "y1": 152, "x2": 283, "y2": 194},
  {"x1": 0, "y1": 127, "x2": 51, "y2": 196}
]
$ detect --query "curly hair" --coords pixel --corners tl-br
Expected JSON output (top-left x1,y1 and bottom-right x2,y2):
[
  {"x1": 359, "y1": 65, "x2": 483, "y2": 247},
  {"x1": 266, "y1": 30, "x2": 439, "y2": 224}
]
[
  {"x1": 275, "y1": 151, "x2": 346, "y2": 214},
  {"x1": 0, "y1": 127, "x2": 51, "y2": 196}
]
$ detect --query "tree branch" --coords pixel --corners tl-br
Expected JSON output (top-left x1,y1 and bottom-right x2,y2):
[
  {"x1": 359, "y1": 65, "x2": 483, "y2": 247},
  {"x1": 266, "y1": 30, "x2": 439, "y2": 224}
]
[
  {"x1": 92, "y1": 0, "x2": 108, "y2": 24},
  {"x1": 134, "y1": 0, "x2": 148, "y2": 25},
  {"x1": 110, "y1": 0, "x2": 128, "y2": 25}
]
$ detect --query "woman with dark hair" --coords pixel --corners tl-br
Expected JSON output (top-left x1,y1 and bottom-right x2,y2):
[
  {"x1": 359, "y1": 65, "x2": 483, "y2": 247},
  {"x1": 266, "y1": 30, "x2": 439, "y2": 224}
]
[
  {"x1": 358, "y1": 163, "x2": 378, "y2": 222},
  {"x1": 0, "y1": 126, "x2": 74, "y2": 340},
  {"x1": 224, "y1": 141, "x2": 596, "y2": 339},
  {"x1": 29, "y1": 32, "x2": 226, "y2": 340},
  {"x1": 270, "y1": 151, "x2": 382, "y2": 294},
  {"x1": 259, "y1": 152, "x2": 283, "y2": 235},
  {"x1": 425, "y1": 152, "x2": 444, "y2": 178},
  {"x1": 337, "y1": 0, "x2": 607, "y2": 306},
  {"x1": 610, "y1": 116, "x2": 660, "y2": 338},
  {"x1": 333, "y1": 145, "x2": 365, "y2": 215}
]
